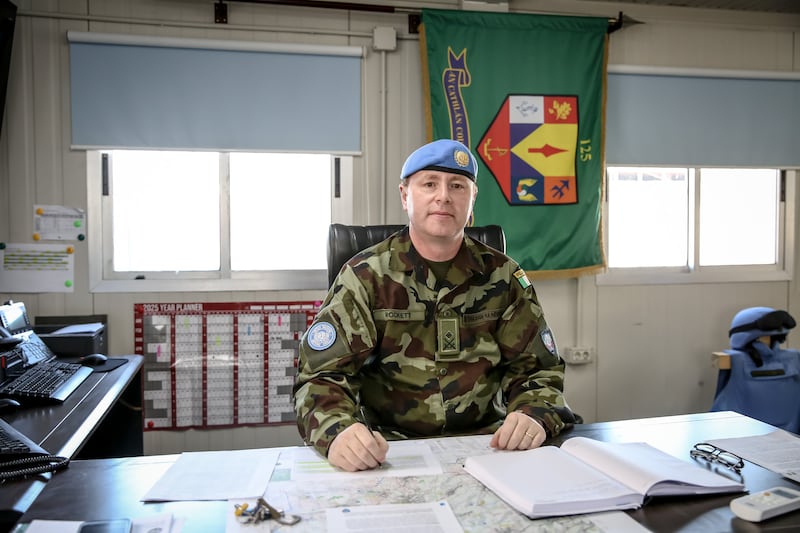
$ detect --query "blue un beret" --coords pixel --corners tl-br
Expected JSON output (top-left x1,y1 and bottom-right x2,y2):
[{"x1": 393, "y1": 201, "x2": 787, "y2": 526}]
[{"x1": 400, "y1": 139, "x2": 478, "y2": 182}]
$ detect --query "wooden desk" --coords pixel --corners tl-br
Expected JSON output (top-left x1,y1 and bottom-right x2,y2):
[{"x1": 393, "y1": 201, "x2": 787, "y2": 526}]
[
  {"x1": 12, "y1": 411, "x2": 800, "y2": 532},
  {"x1": 0, "y1": 355, "x2": 143, "y2": 532}
]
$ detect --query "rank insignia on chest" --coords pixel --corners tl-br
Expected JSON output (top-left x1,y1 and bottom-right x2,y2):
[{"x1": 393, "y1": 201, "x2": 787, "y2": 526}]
[{"x1": 436, "y1": 317, "x2": 460, "y2": 360}]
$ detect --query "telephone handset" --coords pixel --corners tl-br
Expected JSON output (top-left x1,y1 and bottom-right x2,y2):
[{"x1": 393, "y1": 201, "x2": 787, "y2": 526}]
[{"x1": 0, "y1": 418, "x2": 70, "y2": 482}]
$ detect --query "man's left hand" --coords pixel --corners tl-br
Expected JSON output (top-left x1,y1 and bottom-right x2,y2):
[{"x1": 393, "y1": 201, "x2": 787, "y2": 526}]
[{"x1": 490, "y1": 411, "x2": 546, "y2": 450}]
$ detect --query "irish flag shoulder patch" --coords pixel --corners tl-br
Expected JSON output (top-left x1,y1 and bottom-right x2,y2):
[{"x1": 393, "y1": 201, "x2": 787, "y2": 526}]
[{"x1": 514, "y1": 269, "x2": 531, "y2": 289}]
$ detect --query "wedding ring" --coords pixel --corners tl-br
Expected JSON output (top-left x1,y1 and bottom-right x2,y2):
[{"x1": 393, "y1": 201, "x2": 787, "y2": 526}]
[{"x1": 524, "y1": 431, "x2": 535, "y2": 439}]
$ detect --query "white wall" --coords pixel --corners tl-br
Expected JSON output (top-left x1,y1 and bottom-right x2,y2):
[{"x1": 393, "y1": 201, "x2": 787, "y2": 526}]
[{"x1": 1, "y1": 0, "x2": 798, "y2": 454}]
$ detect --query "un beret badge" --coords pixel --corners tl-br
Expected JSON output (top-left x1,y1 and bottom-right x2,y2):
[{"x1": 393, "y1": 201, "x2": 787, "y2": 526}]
[{"x1": 454, "y1": 149, "x2": 470, "y2": 168}]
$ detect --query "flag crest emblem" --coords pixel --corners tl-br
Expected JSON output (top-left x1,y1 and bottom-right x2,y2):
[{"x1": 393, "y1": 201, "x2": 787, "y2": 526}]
[{"x1": 478, "y1": 95, "x2": 578, "y2": 205}]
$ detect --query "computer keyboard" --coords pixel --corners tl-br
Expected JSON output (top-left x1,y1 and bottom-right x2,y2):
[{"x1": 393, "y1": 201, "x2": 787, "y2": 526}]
[{"x1": 0, "y1": 357, "x2": 93, "y2": 404}]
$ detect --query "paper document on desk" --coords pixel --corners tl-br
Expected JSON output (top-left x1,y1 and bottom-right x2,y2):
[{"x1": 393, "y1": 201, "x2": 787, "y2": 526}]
[
  {"x1": 326, "y1": 501, "x2": 463, "y2": 532},
  {"x1": 142, "y1": 448, "x2": 280, "y2": 501},
  {"x1": 288, "y1": 440, "x2": 442, "y2": 482},
  {"x1": 708, "y1": 429, "x2": 800, "y2": 482},
  {"x1": 49, "y1": 322, "x2": 104, "y2": 335}
]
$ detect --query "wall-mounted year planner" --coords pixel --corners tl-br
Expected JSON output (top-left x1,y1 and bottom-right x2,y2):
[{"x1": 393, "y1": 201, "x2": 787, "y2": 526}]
[{"x1": 134, "y1": 301, "x2": 319, "y2": 431}]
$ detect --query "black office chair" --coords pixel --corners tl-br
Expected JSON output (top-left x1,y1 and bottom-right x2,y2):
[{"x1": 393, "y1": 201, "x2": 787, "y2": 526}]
[{"x1": 327, "y1": 223, "x2": 506, "y2": 287}]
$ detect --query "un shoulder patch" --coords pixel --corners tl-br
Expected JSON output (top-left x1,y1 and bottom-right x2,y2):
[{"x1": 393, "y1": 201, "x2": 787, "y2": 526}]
[
  {"x1": 307, "y1": 322, "x2": 336, "y2": 351},
  {"x1": 541, "y1": 328, "x2": 556, "y2": 355},
  {"x1": 514, "y1": 269, "x2": 531, "y2": 289}
]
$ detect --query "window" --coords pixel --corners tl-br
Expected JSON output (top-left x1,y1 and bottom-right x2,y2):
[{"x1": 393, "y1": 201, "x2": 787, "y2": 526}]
[
  {"x1": 88, "y1": 150, "x2": 353, "y2": 292},
  {"x1": 607, "y1": 167, "x2": 691, "y2": 269},
  {"x1": 698, "y1": 169, "x2": 779, "y2": 267},
  {"x1": 599, "y1": 167, "x2": 794, "y2": 285}
]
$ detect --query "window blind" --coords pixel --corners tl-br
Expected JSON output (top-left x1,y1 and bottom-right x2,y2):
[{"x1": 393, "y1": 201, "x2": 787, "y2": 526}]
[
  {"x1": 68, "y1": 32, "x2": 362, "y2": 153},
  {"x1": 606, "y1": 67, "x2": 800, "y2": 167}
]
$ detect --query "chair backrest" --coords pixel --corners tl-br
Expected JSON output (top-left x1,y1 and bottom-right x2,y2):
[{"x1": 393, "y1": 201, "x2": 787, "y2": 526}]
[
  {"x1": 711, "y1": 347, "x2": 800, "y2": 433},
  {"x1": 327, "y1": 224, "x2": 506, "y2": 287}
]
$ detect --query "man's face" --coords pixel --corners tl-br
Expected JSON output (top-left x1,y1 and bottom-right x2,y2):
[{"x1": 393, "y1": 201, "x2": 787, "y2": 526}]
[{"x1": 400, "y1": 170, "x2": 477, "y2": 240}]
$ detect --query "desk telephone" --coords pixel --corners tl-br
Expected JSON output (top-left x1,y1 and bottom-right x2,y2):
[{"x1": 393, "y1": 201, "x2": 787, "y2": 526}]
[
  {"x1": 0, "y1": 300, "x2": 54, "y2": 378},
  {"x1": 0, "y1": 301, "x2": 93, "y2": 404},
  {"x1": 0, "y1": 417, "x2": 70, "y2": 481},
  {"x1": 0, "y1": 302, "x2": 73, "y2": 480}
]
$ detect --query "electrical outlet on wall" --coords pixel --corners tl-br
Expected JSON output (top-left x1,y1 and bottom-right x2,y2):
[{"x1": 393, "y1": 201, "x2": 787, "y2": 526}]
[{"x1": 564, "y1": 346, "x2": 594, "y2": 365}]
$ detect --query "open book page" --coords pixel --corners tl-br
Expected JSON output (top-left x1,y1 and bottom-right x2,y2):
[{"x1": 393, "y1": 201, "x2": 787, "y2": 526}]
[
  {"x1": 562, "y1": 437, "x2": 745, "y2": 496},
  {"x1": 463, "y1": 445, "x2": 643, "y2": 518}
]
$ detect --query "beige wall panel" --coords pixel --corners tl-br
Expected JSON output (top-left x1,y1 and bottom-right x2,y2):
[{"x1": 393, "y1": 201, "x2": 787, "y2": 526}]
[
  {"x1": 30, "y1": 17, "x2": 63, "y2": 204},
  {"x1": 596, "y1": 282, "x2": 790, "y2": 422},
  {"x1": 4, "y1": 18, "x2": 34, "y2": 245},
  {"x1": 384, "y1": 37, "x2": 427, "y2": 225},
  {"x1": 608, "y1": 23, "x2": 795, "y2": 70},
  {"x1": 533, "y1": 279, "x2": 600, "y2": 421}
]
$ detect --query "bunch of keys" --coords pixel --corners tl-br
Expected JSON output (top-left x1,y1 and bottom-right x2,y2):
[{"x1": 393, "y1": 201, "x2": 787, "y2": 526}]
[{"x1": 234, "y1": 497, "x2": 302, "y2": 526}]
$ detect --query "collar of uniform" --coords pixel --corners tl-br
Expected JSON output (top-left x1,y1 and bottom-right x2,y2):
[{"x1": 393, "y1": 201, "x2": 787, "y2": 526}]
[
  {"x1": 387, "y1": 226, "x2": 417, "y2": 275},
  {"x1": 388, "y1": 226, "x2": 488, "y2": 280}
]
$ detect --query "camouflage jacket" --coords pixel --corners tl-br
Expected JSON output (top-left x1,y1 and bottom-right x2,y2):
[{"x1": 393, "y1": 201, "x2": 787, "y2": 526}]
[{"x1": 293, "y1": 227, "x2": 573, "y2": 456}]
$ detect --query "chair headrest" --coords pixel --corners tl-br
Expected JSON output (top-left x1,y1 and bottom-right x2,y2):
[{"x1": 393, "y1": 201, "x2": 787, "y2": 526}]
[{"x1": 326, "y1": 224, "x2": 506, "y2": 287}]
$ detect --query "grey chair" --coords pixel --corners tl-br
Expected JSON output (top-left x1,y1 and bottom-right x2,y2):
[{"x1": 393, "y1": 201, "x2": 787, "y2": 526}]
[{"x1": 326, "y1": 223, "x2": 506, "y2": 287}]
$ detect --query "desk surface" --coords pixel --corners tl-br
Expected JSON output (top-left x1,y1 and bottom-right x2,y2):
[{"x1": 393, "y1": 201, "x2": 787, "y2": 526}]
[
  {"x1": 14, "y1": 410, "x2": 800, "y2": 532},
  {"x1": 1, "y1": 355, "x2": 143, "y2": 530}
]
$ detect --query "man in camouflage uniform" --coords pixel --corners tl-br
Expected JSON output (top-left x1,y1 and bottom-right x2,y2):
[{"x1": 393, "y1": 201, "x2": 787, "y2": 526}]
[{"x1": 294, "y1": 139, "x2": 576, "y2": 471}]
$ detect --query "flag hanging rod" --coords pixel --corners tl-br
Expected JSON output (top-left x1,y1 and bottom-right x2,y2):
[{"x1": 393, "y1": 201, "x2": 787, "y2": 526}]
[{"x1": 215, "y1": 1, "x2": 630, "y2": 34}]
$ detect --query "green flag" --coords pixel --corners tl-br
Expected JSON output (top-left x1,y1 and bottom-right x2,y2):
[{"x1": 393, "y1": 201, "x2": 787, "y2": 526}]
[{"x1": 421, "y1": 9, "x2": 607, "y2": 278}]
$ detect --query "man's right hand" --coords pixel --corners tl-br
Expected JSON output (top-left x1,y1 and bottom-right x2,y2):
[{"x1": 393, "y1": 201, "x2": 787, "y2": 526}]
[{"x1": 328, "y1": 423, "x2": 389, "y2": 471}]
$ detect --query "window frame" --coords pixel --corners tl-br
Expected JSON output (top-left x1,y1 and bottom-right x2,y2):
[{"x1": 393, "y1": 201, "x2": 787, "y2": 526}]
[
  {"x1": 87, "y1": 151, "x2": 354, "y2": 293},
  {"x1": 596, "y1": 167, "x2": 796, "y2": 286}
]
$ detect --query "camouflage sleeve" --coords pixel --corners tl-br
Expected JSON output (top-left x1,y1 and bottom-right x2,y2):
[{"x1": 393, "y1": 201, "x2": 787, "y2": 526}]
[
  {"x1": 496, "y1": 267, "x2": 574, "y2": 438},
  {"x1": 293, "y1": 267, "x2": 377, "y2": 456}
]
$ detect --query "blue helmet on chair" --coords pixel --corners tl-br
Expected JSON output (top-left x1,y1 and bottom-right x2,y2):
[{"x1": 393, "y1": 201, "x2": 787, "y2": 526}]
[{"x1": 728, "y1": 306, "x2": 796, "y2": 350}]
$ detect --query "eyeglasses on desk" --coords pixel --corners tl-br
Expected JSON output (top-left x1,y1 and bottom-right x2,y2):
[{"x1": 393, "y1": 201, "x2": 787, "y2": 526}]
[{"x1": 690, "y1": 442, "x2": 745, "y2": 474}]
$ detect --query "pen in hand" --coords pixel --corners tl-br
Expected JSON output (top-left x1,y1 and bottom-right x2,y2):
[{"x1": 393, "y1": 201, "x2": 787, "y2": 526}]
[
  {"x1": 359, "y1": 405, "x2": 376, "y2": 433},
  {"x1": 359, "y1": 405, "x2": 384, "y2": 468}
]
